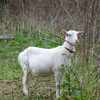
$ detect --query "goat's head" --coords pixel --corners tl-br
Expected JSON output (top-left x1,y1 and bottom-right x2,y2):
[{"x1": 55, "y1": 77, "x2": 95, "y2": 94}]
[{"x1": 62, "y1": 29, "x2": 83, "y2": 45}]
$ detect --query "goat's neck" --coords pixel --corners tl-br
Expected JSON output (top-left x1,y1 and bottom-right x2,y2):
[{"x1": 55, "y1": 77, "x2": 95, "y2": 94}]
[{"x1": 63, "y1": 41, "x2": 75, "y2": 51}]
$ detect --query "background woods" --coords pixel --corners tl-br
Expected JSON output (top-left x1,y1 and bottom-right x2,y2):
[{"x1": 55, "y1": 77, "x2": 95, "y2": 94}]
[
  {"x1": 0, "y1": 0, "x2": 100, "y2": 49},
  {"x1": 0, "y1": 0, "x2": 100, "y2": 100}
]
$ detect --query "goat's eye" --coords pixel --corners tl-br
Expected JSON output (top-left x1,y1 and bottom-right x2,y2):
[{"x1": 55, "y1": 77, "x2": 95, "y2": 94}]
[{"x1": 68, "y1": 34, "x2": 71, "y2": 36}]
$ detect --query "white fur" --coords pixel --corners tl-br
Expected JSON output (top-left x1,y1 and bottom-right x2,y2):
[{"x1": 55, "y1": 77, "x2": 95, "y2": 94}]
[{"x1": 18, "y1": 29, "x2": 83, "y2": 98}]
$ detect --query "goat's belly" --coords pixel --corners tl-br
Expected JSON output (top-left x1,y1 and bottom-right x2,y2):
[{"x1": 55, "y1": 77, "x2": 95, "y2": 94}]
[{"x1": 31, "y1": 69, "x2": 53, "y2": 77}]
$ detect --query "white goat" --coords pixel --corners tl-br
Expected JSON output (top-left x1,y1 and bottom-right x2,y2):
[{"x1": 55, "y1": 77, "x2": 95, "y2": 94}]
[{"x1": 18, "y1": 29, "x2": 83, "y2": 98}]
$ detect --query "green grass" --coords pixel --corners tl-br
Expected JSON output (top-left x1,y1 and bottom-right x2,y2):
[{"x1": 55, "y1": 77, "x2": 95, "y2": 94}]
[{"x1": 0, "y1": 29, "x2": 100, "y2": 100}]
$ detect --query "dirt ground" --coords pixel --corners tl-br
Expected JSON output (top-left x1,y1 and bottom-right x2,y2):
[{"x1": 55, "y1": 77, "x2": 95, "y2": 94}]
[{"x1": 0, "y1": 76, "x2": 56, "y2": 100}]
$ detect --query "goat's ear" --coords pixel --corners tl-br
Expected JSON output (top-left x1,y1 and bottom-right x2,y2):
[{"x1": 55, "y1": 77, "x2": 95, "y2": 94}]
[
  {"x1": 78, "y1": 31, "x2": 84, "y2": 35},
  {"x1": 62, "y1": 29, "x2": 68, "y2": 35}
]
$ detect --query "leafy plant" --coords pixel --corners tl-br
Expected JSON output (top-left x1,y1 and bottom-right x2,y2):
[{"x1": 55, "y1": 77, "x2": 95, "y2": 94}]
[{"x1": 60, "y1": 65, "x2": 92, "y2": 100}]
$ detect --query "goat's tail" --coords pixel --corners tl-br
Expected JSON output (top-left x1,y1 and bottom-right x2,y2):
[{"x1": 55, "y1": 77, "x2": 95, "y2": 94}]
[
  {"x1": 18, "y1": 51, "x2": 32, "y2": 73},
  {"x1": 18, "y1": 52, "x2": 27, "y2": 67}
]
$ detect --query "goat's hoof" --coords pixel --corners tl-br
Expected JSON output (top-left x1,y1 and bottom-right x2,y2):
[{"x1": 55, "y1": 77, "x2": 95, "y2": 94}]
[{"x1": 56, "y1": 95, "x2": 61, "y2": 100}]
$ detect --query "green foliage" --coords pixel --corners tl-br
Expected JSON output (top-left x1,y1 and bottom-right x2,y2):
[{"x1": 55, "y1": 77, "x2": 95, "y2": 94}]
[
  {"x1": 0, "y1": 28, "x2": 99, "y2": 100},
  {"x1": 60, "y1": 65, "x2": 93, "y2": 100}
]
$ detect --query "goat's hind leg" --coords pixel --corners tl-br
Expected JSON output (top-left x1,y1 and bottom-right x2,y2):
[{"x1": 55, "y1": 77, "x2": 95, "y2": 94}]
[{"x1": 22, "y1": 67, "x2": 30, "y2": 97}]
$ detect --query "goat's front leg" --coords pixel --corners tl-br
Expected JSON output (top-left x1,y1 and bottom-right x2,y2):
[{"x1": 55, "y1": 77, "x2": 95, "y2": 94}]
[{"x1": 54, "y1": 71, "x2": 63, "y2": 98}]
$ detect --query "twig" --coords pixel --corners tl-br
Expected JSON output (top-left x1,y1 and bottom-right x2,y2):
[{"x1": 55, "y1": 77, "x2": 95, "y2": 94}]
[
  {"x1": 81, "y1": 49, "x2": 100, "y2": 61},
  {"x1": 51, "y1": 9, "x2": 60, "y2": 24},
  {"x1": 33, "y1": 77, "x2": 39, "y2": 98},
  {"x1": 39, "y1": 37, "x2": 60, "y2": 44},
  {"x1": 60, "y1": 0, "x2": 77, "y2": 29}
]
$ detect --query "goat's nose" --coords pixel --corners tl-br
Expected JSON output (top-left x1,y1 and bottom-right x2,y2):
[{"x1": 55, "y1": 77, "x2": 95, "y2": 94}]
[{"x1": 75, "y1": 40, "x2": 79, "y2": 43}]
